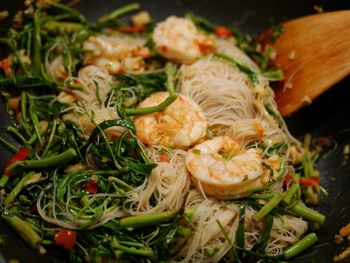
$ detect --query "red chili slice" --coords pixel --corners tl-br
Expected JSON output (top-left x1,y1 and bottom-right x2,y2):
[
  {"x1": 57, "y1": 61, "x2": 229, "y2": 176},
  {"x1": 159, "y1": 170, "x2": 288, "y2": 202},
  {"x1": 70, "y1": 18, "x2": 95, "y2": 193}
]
[
  {"x1": 28, "y1": 204, "x2": 38, "y2": 214},
  {"x1": 215, "y1": 26, "x2": 232, "y2": 37},
  {"x1": 54, "y1": 228, "x2": 77, "y2": 250},
  {"x1": 300, "y1": 176, "x2": 319, "y2": 187},
  {"x1": 110, "y1": 133, "x2": 119, "y2": 141},
  {"x1": 84, "y1": 180, "x2": 98, "y2": 194},
  {"x1": 283, "y1": 173, "x2": 293, "y2": 186},
  {"x1": 118, "y1": 25, "x2": 146, "y2": 33},
  {"x1": 160, "y1": 45, "x2": 168, "y2": 53},
  {"x1": 159, "y1": 154, "x2": 170, "y2": 163},
  {"x1": 4, "y1": 147, "x2": 30, "y2": 176},
  {"x1": 0, "y1": 58, "x2": 11, "y2": 71}
]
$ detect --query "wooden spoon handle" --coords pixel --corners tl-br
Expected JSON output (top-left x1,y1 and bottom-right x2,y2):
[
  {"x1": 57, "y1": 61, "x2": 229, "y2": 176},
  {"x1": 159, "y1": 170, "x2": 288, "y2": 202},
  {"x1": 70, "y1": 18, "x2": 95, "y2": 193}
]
[{"x1": 273, "y1": 10, "x2": 350, "y2": 116}]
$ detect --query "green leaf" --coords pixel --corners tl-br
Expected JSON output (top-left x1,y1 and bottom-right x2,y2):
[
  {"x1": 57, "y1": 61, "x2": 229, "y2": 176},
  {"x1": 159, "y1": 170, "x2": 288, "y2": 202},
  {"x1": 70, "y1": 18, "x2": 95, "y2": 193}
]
[
  {"x1": 236, "y1": 205, "x2": 246, "y2": 260},
  {"x1": 262, "y1": 68, "x2": 284, "y2": 81},
  {"x1": 125, "y1": 161, "x2": 156, "y2": 176},
  {"x1": 89, "y1": 119, "x2": 135, "y2": 142},
  {"x1": 0, "y1": 75, "x2": 54, "y2": 90},
  {"x1": 215, "y1": 52, "x2": 259, "y2": 84},
  {"x1": 258, "y1": 214, "x2": 273, "y2": 252},
  {"x1": 185, "y1": 12, "x2": 216, "y2": 33}
]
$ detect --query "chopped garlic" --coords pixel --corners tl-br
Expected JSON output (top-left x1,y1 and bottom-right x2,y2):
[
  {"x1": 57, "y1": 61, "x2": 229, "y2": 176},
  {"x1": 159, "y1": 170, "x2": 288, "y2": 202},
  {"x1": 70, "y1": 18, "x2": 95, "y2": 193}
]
[
  {"x1": 57, "y1": 91, "x2": 77, "y2": 104},
  {"x1": 131, "y1": 11, "x2": 151, "y2": 26},
  {"x1": 301, "y1": 95, "x2": 312, "y2": 105},
  {"x1": 24, "y1": 172, "x2": 43, "y2": 186},
  {"x1": 334, "y1": 246, "x2": 350, "y2": 262},
  {"x1": 39, "y1": 120, "x2": 49, "y2": 133},
  {"x1": 8, "y1": 97, "x2": 20, "y2": 111},
  {"x1": 39, "y1": 245, "x2": 47, "y2": 255},
  {"x1": 288, "y1": 50, "x2": 296, "y2": 60},
  {"x1": 340, "y1": 222, "x2": 350, "y2": 237},
  {"x1": 102, "y1": 156, "x2": 111, "y2": 163},
  {"x1": 13, "y1": 10, "x2": 24, "y2": 28},
  {"x1": 19, "y1": 50, "x2": 31, "y2": 65},
  {"x1": 24, "y1": 0, "x2": 33, "y2": 6},
  {"x1": 313, "y1": 5, "x2": 324, "y2": 13},
  {"x1": 269, "y1": 49, "x2": 277, "y2": 60},
  {"x1": 0, "y1": 10, "x2": 9, "y2": 20},
  {"x1": 335, "y1": 234, "x2": 344, "y2": 244},
  {"x1": 64, "y1": 163, "x2": 85, "y2": 173},
  {"x1": 289, "y1": 145, "x2": 303, "y2": 164}
]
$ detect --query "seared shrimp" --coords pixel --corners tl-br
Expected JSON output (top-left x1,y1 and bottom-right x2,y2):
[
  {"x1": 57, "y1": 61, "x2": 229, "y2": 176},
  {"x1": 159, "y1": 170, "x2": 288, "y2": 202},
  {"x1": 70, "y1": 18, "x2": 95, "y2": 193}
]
[
  {"x1": 186, "y1": 136, "x2": 269, "y2": 199},
  {"x1": 152, "y1": 16, "x2": 215, "y2": 64},
  {"x1": 134, "y1": 92, "x2": 207, "y2": 149},
  {"x1": 83, "y1": 34, "x2": 151, "y2": 74}
]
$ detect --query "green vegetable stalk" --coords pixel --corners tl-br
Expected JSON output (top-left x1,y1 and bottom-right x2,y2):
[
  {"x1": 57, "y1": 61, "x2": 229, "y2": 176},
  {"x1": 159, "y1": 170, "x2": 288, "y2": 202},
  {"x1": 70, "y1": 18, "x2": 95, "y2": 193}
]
[
  {"x1": 6, "y1": 148, "x2": 77, "y2": 170},
  {"x1": 283, "y1": 183, "x2": 299, "y2": 205},
  {"x1": 0, "y1": 136, "x2": 19, "y2": 153},
  {"x1": 108, "y1": 176, "x2": 133, "y2": 190},
  {"x1": 7, "y1": 126, "x2": 27, "y2": 145},
  {"x1": 254, "y1": 193, "x2": 283, "y2": 221},
  {"x1": 43, "y1": 21, "x2": 84, "y2": 34},
  {"x1": 215, "y1": 52, "x2": 259, "y2": 84},
  {"x1": 2, "y1": 214, "x2": 42, "y2": 250},
  {"x1": 98, "y1": 3, "x2": 140, "y2": 25},
  {"x1": 124, "y1": 63, "x2": 178, "y2": 116},
  {"x1": 119, "y1": 210, "x2": 177, "y2": 229},
  {"x1": 28, "y1": 95, "x2": 43, "y2": 145},
  {"x1": 284, "y1": 233, "x2": 318, "y2": 260},
  {"x1": 289, "y1": 202, "x2": 325, "y2": 224},
  {"x1": 249, "y1": 192, "x2": 275, "y2": 200},
  {"x1": 33, "y1": 11, "x2": 42, "y2": 76},
  {"x1": 111, "y1": 237, "x2": 154, "y2": 257},
  {"x1": 124, "y1": 94, "x2": 177, "y2": 116},
  {"x1": 4, "y1": 171, "x2": 36, "y2": 207},
  {"x1": 41, "y1": 119, "x2": 57, "y2": 157}
]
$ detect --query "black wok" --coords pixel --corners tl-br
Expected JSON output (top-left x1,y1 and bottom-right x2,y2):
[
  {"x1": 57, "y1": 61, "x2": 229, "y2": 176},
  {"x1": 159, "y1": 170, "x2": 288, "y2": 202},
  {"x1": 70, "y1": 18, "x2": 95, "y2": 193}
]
[{"x1": 0, "y1": 0, "x2": 350, "y2": 262}]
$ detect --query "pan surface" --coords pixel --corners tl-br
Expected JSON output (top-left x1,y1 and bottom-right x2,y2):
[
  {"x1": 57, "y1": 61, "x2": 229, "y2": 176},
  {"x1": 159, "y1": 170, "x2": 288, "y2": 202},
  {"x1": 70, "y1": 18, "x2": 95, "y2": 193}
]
[{"x1": 0, "y1": 0, "x2": 350, "y2": 262}]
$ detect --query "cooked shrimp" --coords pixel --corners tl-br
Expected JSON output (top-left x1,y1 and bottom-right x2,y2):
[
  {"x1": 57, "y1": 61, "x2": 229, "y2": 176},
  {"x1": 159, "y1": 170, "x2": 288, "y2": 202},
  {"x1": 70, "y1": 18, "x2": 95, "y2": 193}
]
[
  {"x1": 152, "y1": 16, "x2": 216, "y2": 64},
  {"x1": 134, "y1": 92, "x2": 207, "y2": 149},
  {"x1": 186, "y1": 136, "x2": 269, "y2": 199},
  {"x1": 83, "y1": 34, "x2": 151, "y2": 74}
]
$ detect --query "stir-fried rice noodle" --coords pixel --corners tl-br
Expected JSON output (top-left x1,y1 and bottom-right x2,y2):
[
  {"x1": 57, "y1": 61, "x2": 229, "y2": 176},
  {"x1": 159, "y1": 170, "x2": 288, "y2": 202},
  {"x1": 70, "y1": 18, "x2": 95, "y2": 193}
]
[
  {"x1": 225, "y1": 118, "x2": 282, "y2": 148},
  {"x1": 45, "y1": 42, "x2": 67, "y2": 81},
  {"x1": 178, "y1": 57, "x2": 256, "y2": 130},
  {"x1": 26, "y1": 14, "x2": 310, "y2": 262},
  {"x1": 267, "y1": 215, "x2": 308, "y2": 255},
  {"x1": 57, "y1": 65, "x2": 127, "y2": 137},
  {"x1": 125, "y1": 146, "x2": 190, "y2": 214},
  {"x1": 175, "y1": 190, "x2": 239, "y2": 263},
  {"x1": 170, "y1": 190, "x2": 307, "y2": 262},
  {"x1": 73, "y1": 65, "x2": 114, "y2": 105},
  {"x1": 244, "y1": 207, "x2": 307, "y2": 255}
]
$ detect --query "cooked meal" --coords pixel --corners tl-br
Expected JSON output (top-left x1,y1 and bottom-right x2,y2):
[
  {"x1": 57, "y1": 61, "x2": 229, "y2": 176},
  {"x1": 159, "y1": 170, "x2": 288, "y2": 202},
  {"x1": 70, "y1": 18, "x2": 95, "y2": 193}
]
[{"x1": 0, "y1": 2, "x2": 327, "y2": 262}]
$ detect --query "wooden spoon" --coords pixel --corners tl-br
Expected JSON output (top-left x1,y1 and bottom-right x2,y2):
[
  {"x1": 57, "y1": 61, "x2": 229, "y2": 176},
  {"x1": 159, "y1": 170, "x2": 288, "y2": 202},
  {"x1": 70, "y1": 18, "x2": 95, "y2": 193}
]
[{"x1": 271, "y1": 10, "x2": 350, "y2": 116}]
